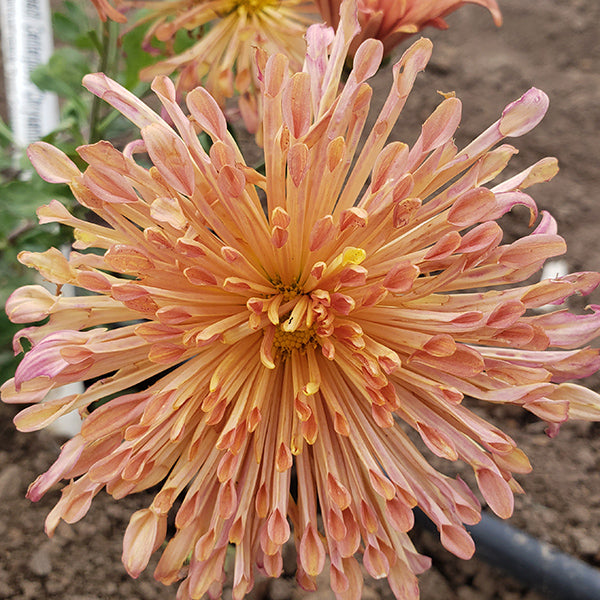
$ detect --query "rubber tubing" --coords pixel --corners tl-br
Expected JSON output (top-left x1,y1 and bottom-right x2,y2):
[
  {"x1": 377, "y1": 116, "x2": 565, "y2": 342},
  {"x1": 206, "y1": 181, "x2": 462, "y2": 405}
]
[{"x1": 414, "y1": 509, "x2": 600, "y2": 600}]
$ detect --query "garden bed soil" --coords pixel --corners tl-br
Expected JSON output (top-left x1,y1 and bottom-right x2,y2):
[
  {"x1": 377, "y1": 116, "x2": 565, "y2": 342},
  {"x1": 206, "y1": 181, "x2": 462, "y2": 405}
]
[{"x1": 1, "y1": 1, "x2": 600, "y2": 598}]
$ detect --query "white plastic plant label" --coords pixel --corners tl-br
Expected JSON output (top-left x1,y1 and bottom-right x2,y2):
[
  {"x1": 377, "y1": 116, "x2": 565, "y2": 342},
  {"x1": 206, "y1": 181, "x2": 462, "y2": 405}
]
[{"x1": 1, "y1": 0, "x2": 59, "y2": 147}]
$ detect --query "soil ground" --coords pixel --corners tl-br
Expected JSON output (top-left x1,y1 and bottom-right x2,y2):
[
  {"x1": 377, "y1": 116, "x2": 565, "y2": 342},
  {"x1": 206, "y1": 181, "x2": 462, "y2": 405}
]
[{"x1": 1, "y1": 1, "x2": 600, "y2": 599}]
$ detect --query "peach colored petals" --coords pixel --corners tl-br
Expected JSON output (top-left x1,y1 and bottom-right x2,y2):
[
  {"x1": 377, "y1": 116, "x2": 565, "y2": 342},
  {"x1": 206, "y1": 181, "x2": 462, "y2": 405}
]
[
  {"x1": 4, "y1": 2, "x2": 600, "y2": 599},
  {"x1": 315, "y1": 0, "x2": 502, "y2": 54},
  {"x1": 113, "y1": 0, "x2": 317, "y2": 140}
]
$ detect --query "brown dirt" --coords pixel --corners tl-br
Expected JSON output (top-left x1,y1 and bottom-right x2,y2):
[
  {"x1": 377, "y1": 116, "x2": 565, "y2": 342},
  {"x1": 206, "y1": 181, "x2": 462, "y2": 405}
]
[{"x1": 1, "y1": 0, "x2": 600, "y2": 599}]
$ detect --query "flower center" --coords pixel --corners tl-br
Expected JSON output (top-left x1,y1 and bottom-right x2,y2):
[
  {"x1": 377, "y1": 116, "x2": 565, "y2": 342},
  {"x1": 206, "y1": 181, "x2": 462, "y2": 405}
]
[
  {"x1": 273, "y1": 324, "x2": 317, "y2": 354},
  {"x1": 272, "y1": 277, "x2": 303, "y2": 302},
  {"x1": 236, "y1": 0, "x2": 276, "y2": 14}
]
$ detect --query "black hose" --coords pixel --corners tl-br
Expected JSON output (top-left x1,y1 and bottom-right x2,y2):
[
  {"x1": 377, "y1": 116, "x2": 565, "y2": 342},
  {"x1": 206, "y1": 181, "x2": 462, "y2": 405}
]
[{"x1": 415, "y1": 510, "x2": 600, "y2": 600}]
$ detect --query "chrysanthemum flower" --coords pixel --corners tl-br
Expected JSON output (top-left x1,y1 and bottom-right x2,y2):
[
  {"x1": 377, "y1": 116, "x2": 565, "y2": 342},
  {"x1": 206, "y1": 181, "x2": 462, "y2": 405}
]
[
  {"x1": 112, "y1": 0, "x2": 317, "y2": 138},
  {"x1": 4, "y1": 2, "x2": 600, "y2": 599},
  {"x1": 315, "y1": 0, "x2": 502, "y2": 55}
]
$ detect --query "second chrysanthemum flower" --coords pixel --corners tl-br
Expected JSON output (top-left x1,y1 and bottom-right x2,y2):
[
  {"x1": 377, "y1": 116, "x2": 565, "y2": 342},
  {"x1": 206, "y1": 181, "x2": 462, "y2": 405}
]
[
  {"x1": 314, "y1": 0, "x2": 502, "y2": 55},
  {"x1": 118, "y1": 0, "x2": 317, "y2": 139}
]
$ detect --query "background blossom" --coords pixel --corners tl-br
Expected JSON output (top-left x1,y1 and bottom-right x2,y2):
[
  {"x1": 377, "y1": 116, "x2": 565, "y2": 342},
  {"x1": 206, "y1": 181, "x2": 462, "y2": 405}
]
[
  {"x1": 103, "y1": 0, "x2": 317, "y2": 139},
  {"x1": 314, "y1": 0, "x2": 502, "y2": 54},
  {"x1": 3, "y1": 2, "x2": 600, "y2": 599}
]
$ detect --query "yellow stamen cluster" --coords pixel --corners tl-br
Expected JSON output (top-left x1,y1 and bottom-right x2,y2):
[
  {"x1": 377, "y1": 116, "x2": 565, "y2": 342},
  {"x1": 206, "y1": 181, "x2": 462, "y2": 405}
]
[
  {"x1": 272, "y1": 278, "x2": 303, "y2": 302},
  {"x1": 273, "y1": 324, "x2": 316, "y2": 353},
  {"x1": 238, "y1": 0, "x2": 277, "y2": 13}
]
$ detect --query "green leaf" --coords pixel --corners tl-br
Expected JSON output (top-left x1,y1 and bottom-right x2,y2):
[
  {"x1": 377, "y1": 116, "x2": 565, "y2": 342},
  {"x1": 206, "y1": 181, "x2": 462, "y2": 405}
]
[
  {"x1": 52, "y1": 0, "x2": 96, "y2": 49},
  {"x1": 0, "y1": 247, "x2": 38, "y2": 382},
  {"x1": 173, "y1": 26, "x2": 202, "y2": 54},
  {"x1": 0, "y1": 315, "x2": 22, "y2": 383},
  {"x1": 87, "y1": 29, "x2": 104, "y2": 54},
  {"x1": 0, "y1": 172, "x2": 72, "y2": 248},
  {"x1": 120, "y1": 22, "x2": 163, "y2": 90},
  {"x1": 0, "y1": 116, "x2": 14, "y2": 147},
  {"x1": 30, "y1": 46, "x2": 92, "y2": 100}
]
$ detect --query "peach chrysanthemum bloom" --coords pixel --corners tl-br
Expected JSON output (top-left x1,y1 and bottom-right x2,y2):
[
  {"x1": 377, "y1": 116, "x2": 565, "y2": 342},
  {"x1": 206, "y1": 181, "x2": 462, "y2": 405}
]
[
  {"x1": 105, "y1": 0, "x2": 317, "y2": 139},
  {"x1": 315, "y1": 0, "x2": 502, "y2": 55},
  {"x1": 4, "y1": 2, "x2": 600, "y2": 599}
]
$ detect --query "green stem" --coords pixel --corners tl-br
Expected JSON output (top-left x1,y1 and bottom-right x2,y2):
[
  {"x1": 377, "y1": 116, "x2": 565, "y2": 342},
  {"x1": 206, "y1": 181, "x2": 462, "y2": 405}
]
[{"x1": 88, "y1": 20, "x2": 112, "y2": 144}]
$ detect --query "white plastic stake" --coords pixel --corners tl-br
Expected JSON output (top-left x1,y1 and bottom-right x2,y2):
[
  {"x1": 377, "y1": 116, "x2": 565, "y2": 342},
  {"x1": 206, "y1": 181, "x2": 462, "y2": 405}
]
[
  {"x1": 2, "y1": 0, "x2": 83, "y2": 437},
  {"x1": 1, "y1": 0, "x2": 60, "y2": 147}
]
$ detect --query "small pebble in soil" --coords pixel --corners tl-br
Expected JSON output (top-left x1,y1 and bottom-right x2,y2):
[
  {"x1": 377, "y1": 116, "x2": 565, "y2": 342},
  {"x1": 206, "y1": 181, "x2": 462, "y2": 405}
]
[{"x1": 28, "y1": 541, "x2": 53, "y2": 576}]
